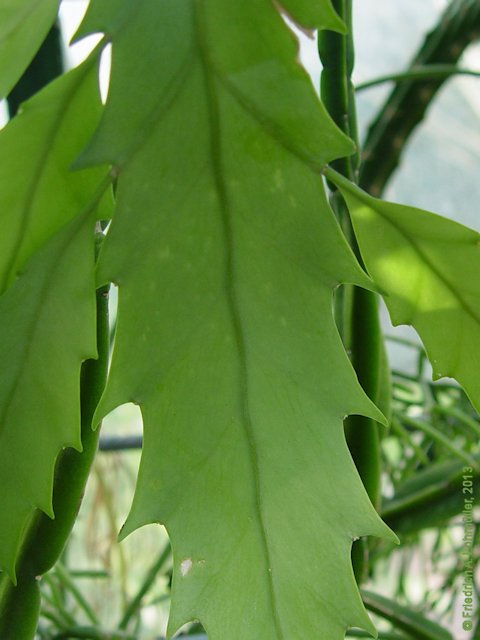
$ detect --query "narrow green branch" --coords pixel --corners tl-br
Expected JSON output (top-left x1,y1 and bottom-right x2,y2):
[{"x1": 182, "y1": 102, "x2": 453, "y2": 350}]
[
  {"x1": 53, "y1": 627, "x2": 137, "y2": 640},
  {"x1": 356, "y1": 64, "x2": 480, "y2": 92},
  {"x1": 346, "y1": 630, "x2": 409, "y2": 640},
  {"x1": 53, "y1": 564, "x2": 99, "y2": 626},
  {"x1": 432, "y1": 404, "x2": 480, "y2": 439},
  {"x1": 42, "y1": 575, "x2": 77, "y2": 628},
  {"x1": 361, "y1": 590, "x2": 453, "y2": 640},
  {"x1": 118, "y1": 541, "x2": 171, "y2": 630},
  {"x1": 389, "y1": 417, "x2": 430, "y2": 467},
  {"x1": 381, "y1": 473, "x2": 452, "y2": 521},
  {"x1": 381, "y1": 449, "x2": 480, "y2": 534},
  {"x1": 397, "y1": 413, "x2": 479, "y2": 471}
]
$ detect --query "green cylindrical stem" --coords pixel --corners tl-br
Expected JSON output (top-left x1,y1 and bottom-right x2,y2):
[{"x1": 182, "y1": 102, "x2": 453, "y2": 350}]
[
  {"x1": 343, "y1": 274, "x2": 385, "y2": 584},
  {"x1": 0, "y1": 280, "x2": 110, "y2": 639},
  {"x1": 7, "y1": 22, "x2": 64, "y2": 118},
  {"x1": 359, "y1": 0, "x2": 480, "y2": 195},
  {"x1": 318, "y1": 1, "x2": 361, "y2": 181},
  {"x1": 319, "y1": 0, "x2": 385, "y2": 584},
  {"x1": 343, "y1": 290, "x2": 383, "y2": 504}
]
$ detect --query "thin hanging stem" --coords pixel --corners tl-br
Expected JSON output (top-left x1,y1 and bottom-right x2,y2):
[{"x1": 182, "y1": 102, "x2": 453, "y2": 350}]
[
  {"x1": 319, "y1": 0, "x2": 385, "y2": 585},
  {"x1": 356, "y1": 64, "x2": 480, "y2": 92},
  {"x1": 118, "y1": 541, "x2": 171, "y2": 630}
]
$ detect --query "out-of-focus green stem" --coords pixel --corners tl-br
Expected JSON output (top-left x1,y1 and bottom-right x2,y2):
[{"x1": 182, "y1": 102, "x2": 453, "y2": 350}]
[
  {"x1": 396, "y1": 414, "x2": 479, "y2": 471},
  {"x1": 53, "y1": 564, "x2": 99, "y2": 626},
  {"x1": 118, "y1": 541, "x2": 171, "y2": 630},
  {"x1": 346, "y1": 630, "x2": 411, "y2": 640},
  {"x1": 361, "y1": 590, "x2": 453, "y2": 640},
  {"x1": 432, "y1": 405, "x2": 480, "y2": 439},
  {"x1": 52, "y1": 627, "x2": 137, "y2": 640},
  {"x1": 356, "y1": 64, "x2": 480, "y2": 92}
]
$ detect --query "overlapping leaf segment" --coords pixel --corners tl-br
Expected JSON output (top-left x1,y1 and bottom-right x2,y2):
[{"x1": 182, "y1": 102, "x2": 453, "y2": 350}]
[
  {"x1": 330, "y1": 173, "x2": 480, "y2": 415},
  {"x1": 0, "y1": 0, "x2": 59, "y2": 99},
  {"x1": 77, "y1": 1, "x2": 395, "y2": 638},
  {"x1": 0, "y1": 57, "x2": 108, "y2": 576}
]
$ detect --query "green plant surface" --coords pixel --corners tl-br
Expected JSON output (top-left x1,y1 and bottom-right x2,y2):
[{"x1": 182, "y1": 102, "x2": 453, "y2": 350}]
[
  {"x1": 356, "y1": 64, "x2": 480, "y2": 92},
  {"x1": 382, "y1": 455, "x2": 479, "y2": 535},
  {"x1": 118, "y1": 542, "x2": 171, "y2": 631},
  {"x1": 7, "y1": 22, "x2": 64, "y2": 119},
  {"x1": 0, "y1": 55, "x2": 108, "y2": 294},
  {"x1": 72, "y1": 1, "x2": 397, "y2": 638},
  {"x1": 0, "y1": 200, "x2": 100, "y2": 579},
  {"x1": 0, "y1": 274, "x2": 109, "y2": 640},
  {"x1": 2, "y1": 2, "x2": 477, "y2": 639},
  {"x1": 0, "y1": 56, "x2": 110, "y2": 579},
  {"x1": 326, "y1": 167, "x2": 480, "y2": 415},
  {"x1": 361, "y1": 590, "x2": 453, "y2": 640},
  {"x1": 0, "y1": 0, "x2": 59, "y2": 99},
  {"x1": 273, "y1": 0, "x2": 346, "y2": 33}
]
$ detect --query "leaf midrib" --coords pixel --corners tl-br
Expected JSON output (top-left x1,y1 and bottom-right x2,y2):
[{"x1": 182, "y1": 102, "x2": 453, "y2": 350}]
[{"x1": 194, "y1": 2, "x2": 285, "y2": 637}]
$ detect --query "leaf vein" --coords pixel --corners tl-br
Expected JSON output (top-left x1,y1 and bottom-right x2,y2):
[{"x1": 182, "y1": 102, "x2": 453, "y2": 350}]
[
  {"x1": 383, "y1": 213, "x2": 480, "y2": 328},
  {"x1": 194, "y1": 2, "x2": 285, "y2": 636}
]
